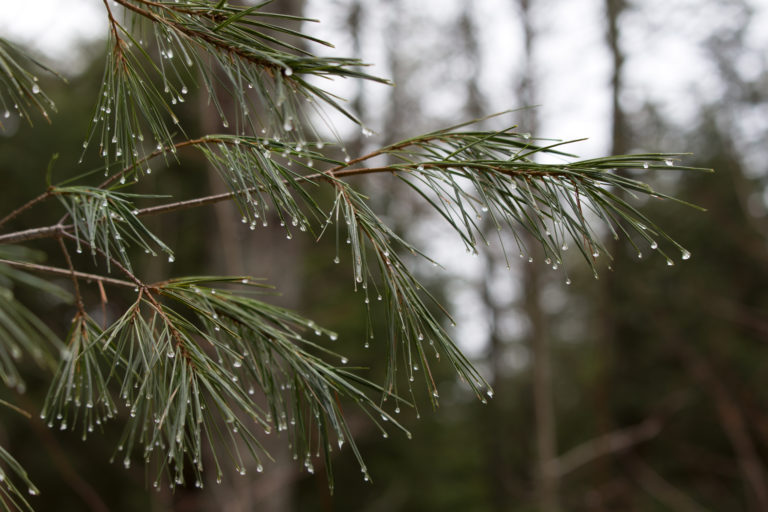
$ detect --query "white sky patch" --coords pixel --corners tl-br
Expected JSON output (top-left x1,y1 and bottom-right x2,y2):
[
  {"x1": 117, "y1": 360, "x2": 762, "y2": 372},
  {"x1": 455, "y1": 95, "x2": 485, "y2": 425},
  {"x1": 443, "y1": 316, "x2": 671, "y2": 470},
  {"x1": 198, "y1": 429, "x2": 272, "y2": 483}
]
[{"x1": 0, "y1": 0, "x2": 105, "y2": 70}]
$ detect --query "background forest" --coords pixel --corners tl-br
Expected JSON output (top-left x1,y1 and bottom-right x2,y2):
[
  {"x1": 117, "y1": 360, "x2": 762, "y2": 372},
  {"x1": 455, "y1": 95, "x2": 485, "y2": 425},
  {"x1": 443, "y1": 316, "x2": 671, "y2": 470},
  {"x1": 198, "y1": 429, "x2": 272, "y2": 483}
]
[{"x1": 1, "y1": 0, "x2": 768, "y2": 511}]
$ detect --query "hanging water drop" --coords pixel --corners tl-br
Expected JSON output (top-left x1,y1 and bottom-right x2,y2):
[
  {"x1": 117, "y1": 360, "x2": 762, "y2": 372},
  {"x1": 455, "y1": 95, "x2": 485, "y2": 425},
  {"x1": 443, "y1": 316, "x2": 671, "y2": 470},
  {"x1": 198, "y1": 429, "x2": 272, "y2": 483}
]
[
  {"x1": 284, "y1": 66, "x2": 293, "y2": 76},
  {"x1": 340, "y1": 357, "x2": 348, "y2": 365},
  {"x1": 32, "y1": 84, "x2": 40, "y2": 94},
  {"x1": 650, "y1": 241, "x2": 658, "y2": 250},
  {"x1": 181, "y1": 85, "x2": 188, "y2": 95},
  {"x1": 168, "y1": 255, "x2": 175, "y2": 263},
  {"x1": 681, "y1": 249, "x2": 691, "y2": 260},
  {"x1": 643, "y1": 162, "x2": 649, "y2": 169}
]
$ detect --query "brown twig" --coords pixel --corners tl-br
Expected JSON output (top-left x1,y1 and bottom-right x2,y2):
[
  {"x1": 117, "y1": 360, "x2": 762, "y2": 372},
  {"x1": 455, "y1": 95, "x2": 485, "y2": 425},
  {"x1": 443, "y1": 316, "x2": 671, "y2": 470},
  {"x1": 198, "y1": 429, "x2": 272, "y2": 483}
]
[
  {"x1": 0, "y1": 188, "x2": 54, "y2": 230},
  {"x1": 0, "y1": 258, "x2": 135, "y2": 288},
  {"x1": 552, "y1": 391, "x2": 689, "y2": 477},
  {"x1": 678, "y1": 343, "x2": 768, "y2": 511},
  {"x1": 629, "y1": 457, "x2": 711, "y2": 512}
]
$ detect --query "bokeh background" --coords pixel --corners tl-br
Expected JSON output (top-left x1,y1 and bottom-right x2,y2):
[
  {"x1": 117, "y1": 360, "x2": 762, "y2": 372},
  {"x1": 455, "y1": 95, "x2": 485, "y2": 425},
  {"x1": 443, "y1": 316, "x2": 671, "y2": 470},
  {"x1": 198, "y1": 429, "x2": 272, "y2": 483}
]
[{"x1": 2, "y1": 0, "x2": 768, "y2": 510}]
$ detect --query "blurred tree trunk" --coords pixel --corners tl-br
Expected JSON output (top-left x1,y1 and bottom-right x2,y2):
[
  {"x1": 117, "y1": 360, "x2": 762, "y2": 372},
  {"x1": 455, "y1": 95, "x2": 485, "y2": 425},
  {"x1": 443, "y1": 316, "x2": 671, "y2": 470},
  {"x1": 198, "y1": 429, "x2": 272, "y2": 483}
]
[
  {"x1": 588, "y1": 0, "x2": 629, "y2": 506},
  {"x1": 454, "y1": 2, "x2": 511, "y2": 509},
  {"x1": 196, "y1": 1, "x2": 306, "y2": 511},
  {"x1": 514, "y1": 1, "x2": 560, "y2": 510}
]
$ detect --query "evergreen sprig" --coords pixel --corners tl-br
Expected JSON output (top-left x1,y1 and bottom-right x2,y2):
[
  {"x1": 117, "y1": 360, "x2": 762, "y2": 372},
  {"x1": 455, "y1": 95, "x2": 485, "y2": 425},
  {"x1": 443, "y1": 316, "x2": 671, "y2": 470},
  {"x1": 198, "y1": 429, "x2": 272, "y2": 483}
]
[
  {"x1": 41, "y1": 278, "x2": 404, "y2": 489},
  {"x1": 86, "y1": 0, "x2": 387, "y2": 171},
  {"x1": 375, "y1": 127, "x2": 707, "y2": 275},
  {"x1": 0, "y1": 38, "x2": 57, "y2": 126},
  {"x1": 0, "y1": 442, "x2": 39, "y2": 512},
  {"x1": 55, "y1": 186, "x2": 174, "y2": 271},
  {"x1": 0, "y1": 246, "x2": 65, "y2": 392}
]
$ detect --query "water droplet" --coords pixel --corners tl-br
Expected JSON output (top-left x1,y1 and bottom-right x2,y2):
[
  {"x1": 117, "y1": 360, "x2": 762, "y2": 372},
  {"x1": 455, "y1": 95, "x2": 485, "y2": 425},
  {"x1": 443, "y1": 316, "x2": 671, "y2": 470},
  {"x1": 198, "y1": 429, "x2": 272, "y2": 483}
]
[
  {"x1": 168, "y1": 255, "x2": 175, "y2": 263},
  {"x1": 340, "y1": 357, "x2": 348, "y2": 365},
  {"x1": 681, "y1": 250, "x2": 691, "y2": 260},
  {"x1": 666, "y1": 259, "x2": 675, "y2": 266},
  {"x1": 522, "y1": 132, "x2": 531, "y2": 139},
  {"x1": 28, "y1": 488, "x2": 38, "y2": 496},
  {"x1": 3, "y1": 110, "x2": 9, "y2": 118},
  {"x1": 665, "y1": 159, "x2": 673, "y2": 166},
  {"x1": 643, "y1": 162, "x2": 649, "y2": 169},
  {"x1": 330, "y1": 333, "x2": 338, "y2": 341},
  {"x1": 233, "y1": 360, "x2": 242, "y2": 368},
  {"x1": 565, "y1": 278, "x2": 572, "y2": 285},
  {"x1": 167, "y1": 351, "x2": 175, "y2": 359},
  {"x1": 32, "y1": 84, "x2": 40, "y2": 94},
  {"x1": 432, "y1": 390, "x2": 439, "y2": 398},
  {"x1": 650, "y1": 241, "x2": 658, "y2": 250},
  {"x1": 284, "y1": 66, "x2": 293, "y2": 76},
  {"x1": 361, "y1": 127, "x2": 373, "y2": 137},
  {"x1": 181, "y1": 86, "x2": 188, "y2": 95}
]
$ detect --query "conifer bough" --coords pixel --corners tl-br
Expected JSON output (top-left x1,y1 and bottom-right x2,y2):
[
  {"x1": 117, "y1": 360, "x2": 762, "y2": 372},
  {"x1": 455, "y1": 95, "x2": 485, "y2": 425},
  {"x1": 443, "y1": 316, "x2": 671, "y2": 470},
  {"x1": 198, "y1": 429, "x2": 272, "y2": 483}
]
[{"x1": 0, "y1": 0, "x2": 708, "y2": 506}]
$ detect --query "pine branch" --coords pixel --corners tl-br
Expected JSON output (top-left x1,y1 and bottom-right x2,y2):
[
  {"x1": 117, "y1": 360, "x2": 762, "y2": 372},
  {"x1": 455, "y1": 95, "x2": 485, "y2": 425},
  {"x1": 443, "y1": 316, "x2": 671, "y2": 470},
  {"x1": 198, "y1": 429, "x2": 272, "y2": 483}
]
[
  {"x1": 85, "y1": 0, "x2": 388, "y2": 172},
  {"x1": 0, "y1": 38, "x2": 59, "y2": 125}
]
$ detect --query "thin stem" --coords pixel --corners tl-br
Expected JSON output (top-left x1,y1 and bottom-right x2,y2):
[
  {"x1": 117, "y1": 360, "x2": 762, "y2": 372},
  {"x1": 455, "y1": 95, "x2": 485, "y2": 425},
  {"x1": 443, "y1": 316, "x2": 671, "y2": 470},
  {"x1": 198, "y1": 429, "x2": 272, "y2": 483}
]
[
  {"x1": 0, "y1": 258, "x2": 136, "y2": 288},
  {"x1": 102, "y1": 0, "x2": 126, "y2": 59},
  {"x1": 0, "y1": 188, "x2": 54, "y2": 230},
  {"x1": 59, "y1": 231, "x2": 144, "y2": 288},
  {"x1": 0, "y1": 224, "x2": 65, "y2": 244},
  {"x1": 57, "y1": 236, "x2": 86, "y2": 315},
  {"x1": 143, "y1": 289, "x2": 193, "y2": 364},
  {"x1": 112, "y1": 0, "x2": 282, "y2": 71}
]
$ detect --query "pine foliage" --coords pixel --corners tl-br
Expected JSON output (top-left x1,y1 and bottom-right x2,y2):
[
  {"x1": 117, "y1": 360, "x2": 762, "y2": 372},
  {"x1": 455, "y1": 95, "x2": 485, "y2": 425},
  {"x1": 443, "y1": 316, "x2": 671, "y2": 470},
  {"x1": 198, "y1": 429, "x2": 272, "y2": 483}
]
[{"x1": 0, "y1": 0, "x2": 708, "y2": 504}]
